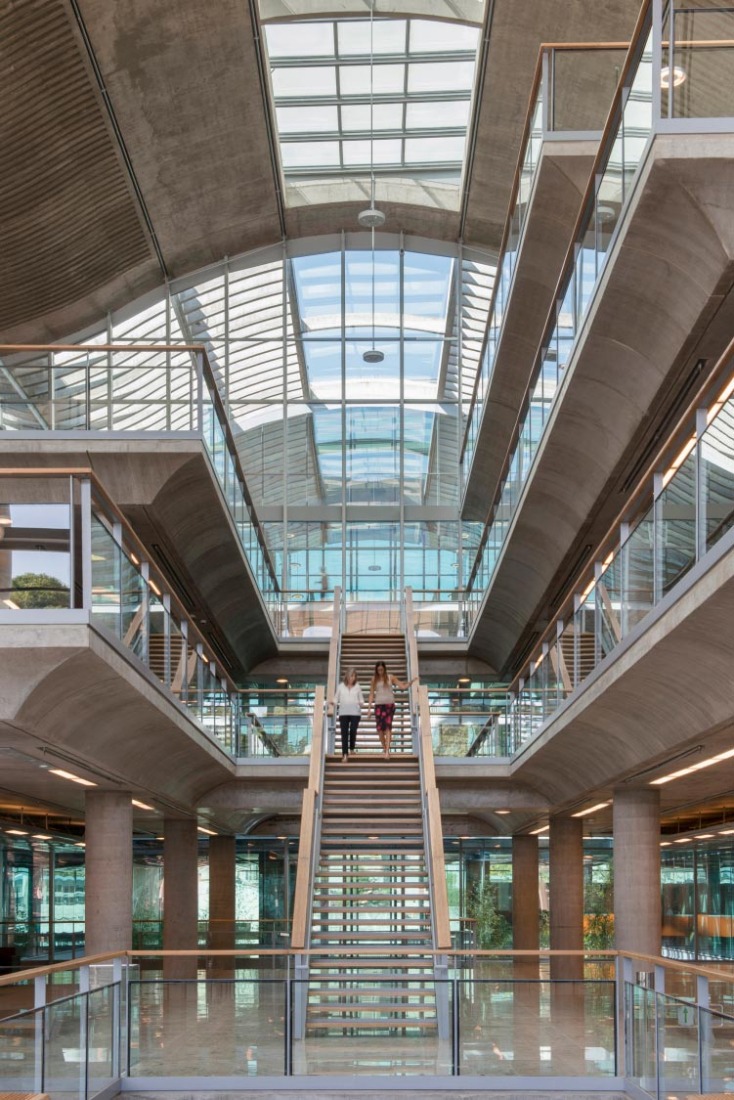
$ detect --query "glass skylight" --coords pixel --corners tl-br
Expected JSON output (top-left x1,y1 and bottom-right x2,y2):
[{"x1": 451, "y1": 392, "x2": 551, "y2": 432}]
[
  {"x1": 49, "y1": 238, "x2": 494, "y2": 601},
  {"x1": 263, "y1": 17, "x2": 481, "y2": 183}
]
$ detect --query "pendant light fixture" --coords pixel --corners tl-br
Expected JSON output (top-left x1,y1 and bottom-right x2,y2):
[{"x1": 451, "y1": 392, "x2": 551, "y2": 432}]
[{"x1": 358, "y1": 0, "x2": 385, "y2": 364}]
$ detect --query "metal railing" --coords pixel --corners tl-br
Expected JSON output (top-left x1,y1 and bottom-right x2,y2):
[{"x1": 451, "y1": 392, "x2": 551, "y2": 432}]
[
  {"x1": 0, "y1": 343, "x2": 280, "y2": 615},
  {"x1": 502, "y1": 340, "x2": 734, "y2": 755},
  {"x1": 462, "y1": 40, "x2": 628, "y2": 475},
  {"x1": 0, "y1": 468, "x2": 314, "y2": 759},
  {"x1": 4, "y1": 947, "x2": 733, "y2": 1091}
]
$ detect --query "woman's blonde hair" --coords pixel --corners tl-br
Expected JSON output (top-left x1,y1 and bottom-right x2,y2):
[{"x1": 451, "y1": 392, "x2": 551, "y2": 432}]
[{"x1": 342, "y1": 666, "x2": 358, "y2": 684}]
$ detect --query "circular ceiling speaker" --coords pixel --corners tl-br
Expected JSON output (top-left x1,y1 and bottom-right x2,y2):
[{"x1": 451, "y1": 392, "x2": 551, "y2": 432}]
[
  {"x1": 363, "y1": 349, "x2": 385, "y2": 363},
  {"x1": 358, "y1": 206, "x2": 386, "y2": 229}
]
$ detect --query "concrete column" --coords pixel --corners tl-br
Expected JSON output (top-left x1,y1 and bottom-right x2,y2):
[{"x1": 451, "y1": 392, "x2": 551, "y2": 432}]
[
  {"x1": 163, "y1": 818, "x2": 199, "y2": 978},
  {"x1": 549, "y1": 813, "x2": 584, "y2": 980},
  {"x1": 85, "y1": 790, "x2": 132, "y2": 954},
  {"x1": 613, "y1": 787, "x2": 661, "y2": 956},
  {"x1": 209, "y1": 835, "x2": 236, "y2": 967},
  {"x1": 512, "y1": 835, "x2": 539, "y2": 950}
]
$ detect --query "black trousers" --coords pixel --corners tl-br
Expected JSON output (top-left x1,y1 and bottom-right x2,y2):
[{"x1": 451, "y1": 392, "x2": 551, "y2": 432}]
[{"x1": 339, "y1": 714, "x2": 360, "y2": 756}]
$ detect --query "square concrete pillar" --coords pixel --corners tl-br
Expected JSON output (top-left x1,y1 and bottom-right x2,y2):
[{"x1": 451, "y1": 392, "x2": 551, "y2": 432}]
[
  {"x1": 85, "y1": 790, "x2": 133, "y2": 955},
  {"x1": 613, "y1": 787, "x2": 661, "y2": 957}
]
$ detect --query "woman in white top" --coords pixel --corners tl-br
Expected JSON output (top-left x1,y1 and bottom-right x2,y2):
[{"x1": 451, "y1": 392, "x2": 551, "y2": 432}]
[
  {"x1": 368, "y1": 661, "x2": 417, "y2": 757},
  {"x1": 333, "y1": 666, "x2": 364, "y2": 762}
]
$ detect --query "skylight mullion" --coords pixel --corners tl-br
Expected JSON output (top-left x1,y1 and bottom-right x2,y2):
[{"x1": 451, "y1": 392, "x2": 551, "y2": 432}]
[
  {"x1": 279, "y1": 127, "x2": 466, "y2": 143},
  {"x1": 268, "y1": 49, "x2": 476, "y2": 68},
  {"x1": 334, "y1": 20, "x2": 345, "y2": 160},
  {"x1": 274, "y1": 91, "x2": 472, "y2": 108},
  {"x1": 333, "y1": 22, "x2": 345, "y2": 171},
  {"x1": 403, "y1": 21, "x2": 410, "y2": 168},
  {"x1": 402, "y1": 40, "x2": 409, "y2": 170}
]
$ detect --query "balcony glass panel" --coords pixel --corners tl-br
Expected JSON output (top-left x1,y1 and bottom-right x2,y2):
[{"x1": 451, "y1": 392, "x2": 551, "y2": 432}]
[
  {"x1": 659, "y1": 450, "x2": 697, "y2": 596},
  {"x1": 664, "y1": 4, "x2": 734, "y2": 118},
  {"x1": 701, "y1": 395, "x2": 734, "y2": 550}
]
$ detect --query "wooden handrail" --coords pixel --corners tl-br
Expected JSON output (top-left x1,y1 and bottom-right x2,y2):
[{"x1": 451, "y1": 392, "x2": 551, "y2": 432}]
[
  {"x1": 464, "y1": 3, "x2": 652, "y2": 588},
  {"x1": 325, "y1": 585, "x2": 341, "y2": 715},
  {"x1": 509, "y1": 332, "x2": 734, "y2": 691},
  {"x1": 290, "y1": 685, "x2": 325, "y2": 949},
  {"x1": 290, "y1": 788, "x2": 315, "y2": 950},
  {"x1": 15, "y1": 946, "x2": 734, "y2": 990},
  {"x1": 0, "y1": 343, "x2": 280, "y2": 591},
  {"x1": 404, "y1": 587, "x2": 420, "y2": 716},
  {"x1": 460, "y1": 39, "x2": 630, "y2": 453},
  {"x1": 418, "y1": 684, "x2": 451, "y2": 950}
]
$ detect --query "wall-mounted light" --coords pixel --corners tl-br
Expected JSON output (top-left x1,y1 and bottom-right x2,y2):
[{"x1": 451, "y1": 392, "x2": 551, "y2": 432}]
[{"x1": 132, "y1": 799, "x2": 154, "y2": 811}]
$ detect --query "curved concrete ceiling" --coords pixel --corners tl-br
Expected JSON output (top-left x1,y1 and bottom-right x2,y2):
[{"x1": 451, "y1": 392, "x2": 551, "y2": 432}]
[{"x1": 1, "y1": 0, "x2": 640, "y2": 344}]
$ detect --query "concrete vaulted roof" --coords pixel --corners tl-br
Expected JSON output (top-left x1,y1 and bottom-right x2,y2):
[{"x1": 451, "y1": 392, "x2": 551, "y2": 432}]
[{"x1": 1, "y1": 0, "x2": 641, "y2": 343}]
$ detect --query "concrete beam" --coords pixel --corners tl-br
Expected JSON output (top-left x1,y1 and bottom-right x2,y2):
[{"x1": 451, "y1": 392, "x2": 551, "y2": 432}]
[
  {"x1": 462, "y1": 143, "x2": 596, "y2": 521},
  {"x1": 0, "y1": 622, "x2": 233, "y2": 811}
]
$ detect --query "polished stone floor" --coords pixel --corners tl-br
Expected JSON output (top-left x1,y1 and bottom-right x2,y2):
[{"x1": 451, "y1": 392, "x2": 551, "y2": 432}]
[
  {"x1": 123, "y1": 973, "x2": 616, "y2": 1079},
  {"x1": 120, "y1": 1092, "x2": 630, "y2": 1099}
]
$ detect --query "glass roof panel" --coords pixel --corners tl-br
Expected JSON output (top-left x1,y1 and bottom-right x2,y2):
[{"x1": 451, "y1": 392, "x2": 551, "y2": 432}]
[
  {"x1": 262, "y1": 16, "x2": 480, "y2": 185},
  {"x1": 337, "y1": 20, "x2": 407, "y2": 55},
  {"x1": 271, "y1": 66, "x2": 336, "y2": 98},
  {"x1": 281, "y1": 141, "x2": 341, "y2": 169},
  {"x1": 405, "y1": 135, "x2": 467, "y2": 163},
  {"x1": 276, "y1": 105, "x2": 339, "y2": 134},
  {"x1": 409, "y1": 20, "x2": 479, "y2": 52},
  {"x1": 342, "y1": 139, "x2": 403, "y2": 166},
  {"x1": 266, "y1": 22, "x2": 335, "y2": 57},
  {"x1": 406, "y1": 100, "x2": 471, "y2": 129},
  {"x1": 407, "y1": 60, "x2": 476, "y2": 94},
  {"x1": 341, "y1": 103, "x2": 403, "y2": 132},
  {"x1": 339, "y1": 63, "x2": 405, "y2": 96}
]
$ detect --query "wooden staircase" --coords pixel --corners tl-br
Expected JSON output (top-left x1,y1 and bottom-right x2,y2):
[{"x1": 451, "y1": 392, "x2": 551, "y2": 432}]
[
  {"x1": 306, "y1": 754, "x2": 437, "y2": 1035},
  {"x1": 338, "y1": 633, "x2": 412, "y2": 755},
  {"x1": 302, "y1": 630, "x2": 440, "y2": 1036}
]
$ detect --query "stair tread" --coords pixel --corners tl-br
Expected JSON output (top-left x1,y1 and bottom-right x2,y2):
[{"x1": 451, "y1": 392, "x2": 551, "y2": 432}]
[{"x1": 306, "y1": 1020, "x2": 437, "y2": 1030}]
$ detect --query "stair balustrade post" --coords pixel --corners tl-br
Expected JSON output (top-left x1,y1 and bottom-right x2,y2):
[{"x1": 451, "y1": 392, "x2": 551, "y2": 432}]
[
  {"x1": 293, "y1": 952, "x2": 309, "y2": 1041},
  {"x1": 434, "y1": 952, "x2": 450, "y2": 1040}
]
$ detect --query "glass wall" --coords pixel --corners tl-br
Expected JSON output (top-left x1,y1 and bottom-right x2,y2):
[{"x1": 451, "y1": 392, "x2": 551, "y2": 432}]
[
  {"x1": 0, "y1": 237, "x2": 493, "y2": 632},
  {"x1": 662, "y1": 834, "x2": 734, "y2": 961},
  {"x1": 443, "y1": 837, "x2": 614, "y2": 951},
  {"x1": 8, "y1": 831, "x2": 734, "y2": 965}
]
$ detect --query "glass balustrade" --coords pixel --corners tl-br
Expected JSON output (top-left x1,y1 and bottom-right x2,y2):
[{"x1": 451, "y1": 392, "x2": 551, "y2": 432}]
[
  {"x1": 5, "y1": 949, "x2": 734, "y2": 1088},
  {"x1": 464, "y1": 20, "x2": 655, "y2": 612},
  {"x1": 462, "y1": 44, "x2": 627, "y2": 477},
  {"x1": 506, "y1": 375, "x2": 734, "y2": 756},
  {"x1": 0, "y1": 346, "x2": 279, "y2": 619},
  {"x1": 0, "y1": 472, "x2": 313, "y2": 760}
]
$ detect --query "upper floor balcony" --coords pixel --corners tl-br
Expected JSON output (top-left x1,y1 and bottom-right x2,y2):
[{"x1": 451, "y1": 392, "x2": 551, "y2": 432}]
[
  {"x1": 464, "y1": 0, "x2": 734, "y2": 671},
  {"x1": 0, "y1": 343, "x2": 283, "y2": 671},
  {"x1": 461, "y1": 40, "x2": 627, "y2": 519}
]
